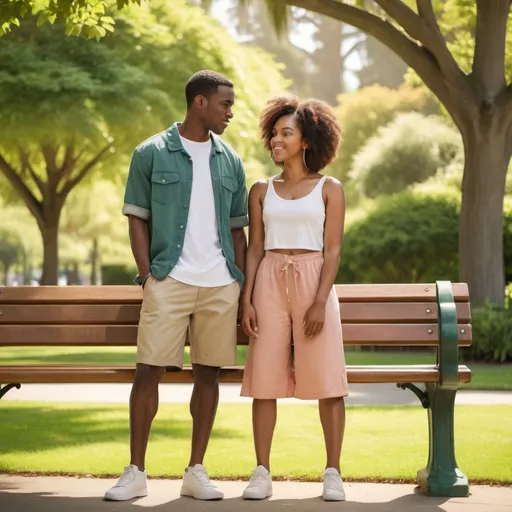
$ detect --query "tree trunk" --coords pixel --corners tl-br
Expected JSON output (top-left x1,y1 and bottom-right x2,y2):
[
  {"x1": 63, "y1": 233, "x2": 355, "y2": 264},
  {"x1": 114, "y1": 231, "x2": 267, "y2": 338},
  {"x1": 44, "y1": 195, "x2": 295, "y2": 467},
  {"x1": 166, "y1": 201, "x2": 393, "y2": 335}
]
[
  {"x1": 40, "y1": 222, "x2": 59, "y2": 285},
  {"x1": 22, "y1": 247, "x2": 29, "y2": 285},
  {"x1": 90, "y1": 237, "x2": 99, "y2": 285},
  {"x1": 459, "y1": 120, "x2": 510, "y2": 306},
  {"x1": 312, "y1": 16, "x2": 345, "y2": 103},
  {"x1": 66, "y1": 261, "x2": 80, "y2": 285}
]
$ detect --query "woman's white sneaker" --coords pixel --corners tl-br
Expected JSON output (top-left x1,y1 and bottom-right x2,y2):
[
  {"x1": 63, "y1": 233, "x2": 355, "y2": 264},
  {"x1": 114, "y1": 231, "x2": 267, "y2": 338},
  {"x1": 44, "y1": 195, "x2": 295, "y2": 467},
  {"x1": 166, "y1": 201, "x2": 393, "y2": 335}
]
[
  {"x1": 104, "y1": 465, "x2": 148, "y2": 501},
  {"x1": 243, "y1": 466, "x2": 273, "y2": 500},
  {"x1": 180, "y1": 464, "x2": 224, "y2": 500},
  {"x1": 322, "y1": 468, "x2": 346, "y2": 501}
]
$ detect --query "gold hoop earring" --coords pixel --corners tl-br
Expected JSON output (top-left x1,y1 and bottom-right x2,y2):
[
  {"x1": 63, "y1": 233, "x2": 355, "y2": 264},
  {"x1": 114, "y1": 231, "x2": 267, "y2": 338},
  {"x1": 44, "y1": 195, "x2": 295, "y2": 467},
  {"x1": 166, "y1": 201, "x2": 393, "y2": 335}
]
[{"x1": 303, "y1": 148, "x2": 310, "y2": 171}]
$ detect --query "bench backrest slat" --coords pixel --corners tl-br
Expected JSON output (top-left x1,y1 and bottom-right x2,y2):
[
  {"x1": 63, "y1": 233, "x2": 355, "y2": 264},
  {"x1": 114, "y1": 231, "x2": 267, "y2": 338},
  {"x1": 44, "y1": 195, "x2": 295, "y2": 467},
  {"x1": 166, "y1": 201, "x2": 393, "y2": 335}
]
[
  {"x1": 0, "y1": 323, "x2": 472, "y2": 347},
  {"x1": 0, "y1": 302, "x2": 471, "y2": 325},
  {"x1": 0, "y1": 283, "x2": 470, "y2": 304}
]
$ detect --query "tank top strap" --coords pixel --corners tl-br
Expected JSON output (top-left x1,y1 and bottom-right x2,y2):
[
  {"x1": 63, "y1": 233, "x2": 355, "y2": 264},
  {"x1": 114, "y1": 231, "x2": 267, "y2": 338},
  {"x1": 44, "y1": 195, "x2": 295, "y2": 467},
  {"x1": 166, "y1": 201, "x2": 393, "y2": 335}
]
[
  {"x1": 313, "y1": 175, "x2": 328, "y2": 199},
  {"x1": 317, "y1": 175, "x2": 328, "y2": 189},
  {"x1": 264, "y1": 177, "x2": 278, "y2": 202}
]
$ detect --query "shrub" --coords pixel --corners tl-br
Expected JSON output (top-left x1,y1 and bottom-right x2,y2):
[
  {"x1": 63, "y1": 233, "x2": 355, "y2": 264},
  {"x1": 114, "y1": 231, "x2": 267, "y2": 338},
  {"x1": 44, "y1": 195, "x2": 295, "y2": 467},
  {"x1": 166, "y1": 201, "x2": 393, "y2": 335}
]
[
  {"x1": 337, "y1": 192, "x2": 459, "y2": 284},
  {"x1": 350, "y1": 112, "x2": 463, "y2": 198},
  {"x1": 101, "y1": 264, "x2": 137, "y2": 285},
  {"x1": 330, "y1": 84, "x2": 435, "y2": 183},
  {"x1": 464, "y1": 304, "x2": 512, "y2": 362}
]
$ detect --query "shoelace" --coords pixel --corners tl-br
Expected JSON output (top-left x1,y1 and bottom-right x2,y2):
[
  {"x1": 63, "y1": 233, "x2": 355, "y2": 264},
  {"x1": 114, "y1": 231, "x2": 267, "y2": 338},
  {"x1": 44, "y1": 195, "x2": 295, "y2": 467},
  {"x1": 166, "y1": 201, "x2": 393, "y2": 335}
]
[
  {"x1": 193, "y1": 467, "x2": 215, "y2": 488},
  {"x1": 247, "y1": 472, "x2": 268, "y2": 488},
  {"x1": 324, "y1": 473, "x2": 343, "y2": 491},
  {"x1": 115, "y1": 466, "x2": 137, "y2": 487}
]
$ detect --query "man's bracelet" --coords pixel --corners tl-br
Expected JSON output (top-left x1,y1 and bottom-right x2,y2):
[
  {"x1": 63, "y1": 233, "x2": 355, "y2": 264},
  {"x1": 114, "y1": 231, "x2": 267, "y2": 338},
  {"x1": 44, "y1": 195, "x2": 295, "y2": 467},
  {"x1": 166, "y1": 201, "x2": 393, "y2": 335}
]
[{"x1": 134, "y1": 272, "x2": 152, "y2": 287}]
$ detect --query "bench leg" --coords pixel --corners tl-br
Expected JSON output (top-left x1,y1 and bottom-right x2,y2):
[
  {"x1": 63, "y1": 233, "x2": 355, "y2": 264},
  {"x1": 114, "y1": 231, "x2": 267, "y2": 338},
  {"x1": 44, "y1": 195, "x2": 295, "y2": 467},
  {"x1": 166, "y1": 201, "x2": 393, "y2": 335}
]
[
  {"x1": 417, "y1": 383, "x2": 469, "y2": 497},
  {"x1": 0, "y1": 383, "x2": 21, "y2": 399}
]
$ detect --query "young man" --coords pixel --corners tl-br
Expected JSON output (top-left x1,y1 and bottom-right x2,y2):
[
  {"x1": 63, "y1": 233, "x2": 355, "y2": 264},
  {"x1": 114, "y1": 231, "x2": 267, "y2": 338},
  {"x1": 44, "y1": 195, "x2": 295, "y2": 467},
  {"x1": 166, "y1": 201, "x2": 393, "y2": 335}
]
[{"x1": 104, "y1": 70, "x2": 248, "y2": 502}]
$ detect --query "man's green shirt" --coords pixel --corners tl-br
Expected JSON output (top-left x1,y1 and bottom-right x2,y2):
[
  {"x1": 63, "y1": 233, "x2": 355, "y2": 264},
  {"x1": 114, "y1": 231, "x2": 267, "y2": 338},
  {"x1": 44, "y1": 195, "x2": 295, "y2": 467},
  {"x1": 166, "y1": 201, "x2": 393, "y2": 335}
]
[{"x1": 122, "y1": 123, "x2": 248, "y2": 287}]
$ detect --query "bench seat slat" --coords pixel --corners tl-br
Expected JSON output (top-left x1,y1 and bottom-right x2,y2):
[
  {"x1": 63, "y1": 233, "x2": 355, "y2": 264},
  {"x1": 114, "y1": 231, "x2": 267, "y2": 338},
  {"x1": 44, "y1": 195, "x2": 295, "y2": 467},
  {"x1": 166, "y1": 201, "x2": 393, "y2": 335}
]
[
  {"x1": 0, "y1": 283, "x2": 470, "y2": 304},
  {"x1": 0, "y1": 364, "x2": 472, "y2": 384},
  {"x1": 0, "y1": 302, "x2": 472, "y2": 324},
  {"x1": 0, "y1": 324, "x2": 472, "y2": 347}
]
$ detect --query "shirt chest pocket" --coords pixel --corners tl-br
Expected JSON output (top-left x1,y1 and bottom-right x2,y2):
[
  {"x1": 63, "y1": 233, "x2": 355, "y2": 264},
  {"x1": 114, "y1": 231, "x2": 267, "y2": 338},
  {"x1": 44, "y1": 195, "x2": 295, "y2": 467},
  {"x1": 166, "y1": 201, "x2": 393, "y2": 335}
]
[
  {"x1": 221, "y1": 175, "x2": 237, "y2": 211},
  {"x1": 151, "y1": 172, "x2": 180, "y2": 205}
]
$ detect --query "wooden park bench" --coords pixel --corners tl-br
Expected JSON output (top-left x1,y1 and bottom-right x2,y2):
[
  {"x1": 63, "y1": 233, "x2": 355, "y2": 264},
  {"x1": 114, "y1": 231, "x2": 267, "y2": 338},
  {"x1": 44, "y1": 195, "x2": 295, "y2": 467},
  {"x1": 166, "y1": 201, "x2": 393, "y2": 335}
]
[{"x1": 0, "y1": 280, "x2": 472, "y2": 497}]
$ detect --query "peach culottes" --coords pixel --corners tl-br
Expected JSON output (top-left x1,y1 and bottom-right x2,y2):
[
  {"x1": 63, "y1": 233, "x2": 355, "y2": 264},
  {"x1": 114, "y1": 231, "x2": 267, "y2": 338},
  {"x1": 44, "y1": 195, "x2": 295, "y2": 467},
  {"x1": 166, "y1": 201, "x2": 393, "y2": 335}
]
[{"x1": 241, "y1": 251, "x2": 349, "y2": 400}]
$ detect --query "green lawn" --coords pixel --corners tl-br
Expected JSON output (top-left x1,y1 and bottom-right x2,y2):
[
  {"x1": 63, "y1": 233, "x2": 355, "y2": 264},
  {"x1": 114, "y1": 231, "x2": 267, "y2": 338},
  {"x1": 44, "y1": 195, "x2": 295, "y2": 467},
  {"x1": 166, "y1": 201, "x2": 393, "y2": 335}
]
[
  {"x1": 0, "y1": 402, "x2": 510, "y2": 484},
  {"x1": 1, "y1": 346, "x2": 511, "y2": 390}
]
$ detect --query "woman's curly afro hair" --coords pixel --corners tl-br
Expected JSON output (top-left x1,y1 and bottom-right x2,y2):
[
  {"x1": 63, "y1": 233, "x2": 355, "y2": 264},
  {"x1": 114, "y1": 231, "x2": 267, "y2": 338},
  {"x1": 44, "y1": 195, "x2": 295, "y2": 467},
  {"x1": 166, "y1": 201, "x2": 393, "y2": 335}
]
[{"x1": 259, "y1": 95, "x2": 342, "y2": 173}]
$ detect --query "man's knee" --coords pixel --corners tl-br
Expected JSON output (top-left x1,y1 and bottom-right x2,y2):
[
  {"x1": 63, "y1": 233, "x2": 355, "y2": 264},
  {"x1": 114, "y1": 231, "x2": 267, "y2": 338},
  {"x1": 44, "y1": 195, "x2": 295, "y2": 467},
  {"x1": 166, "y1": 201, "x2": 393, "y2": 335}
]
[
  {"x1": 133, "y1": 363, "x2": 165, "y2": 393},
  {"x1": 192, "y1": 364, "x2": 220, "y2": 387}
]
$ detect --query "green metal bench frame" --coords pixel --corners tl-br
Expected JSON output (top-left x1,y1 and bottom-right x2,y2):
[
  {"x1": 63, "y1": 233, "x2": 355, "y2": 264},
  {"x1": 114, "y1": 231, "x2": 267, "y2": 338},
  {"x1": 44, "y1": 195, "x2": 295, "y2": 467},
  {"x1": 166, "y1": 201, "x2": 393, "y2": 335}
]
[{"x1": 398, "y1": 281, "x2": 469, "y2": 497}]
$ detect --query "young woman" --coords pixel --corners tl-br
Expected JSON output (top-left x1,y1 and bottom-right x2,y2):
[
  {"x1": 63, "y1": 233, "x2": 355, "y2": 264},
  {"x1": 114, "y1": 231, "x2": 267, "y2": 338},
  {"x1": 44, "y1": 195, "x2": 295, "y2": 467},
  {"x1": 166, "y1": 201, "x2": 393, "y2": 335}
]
[{"x1": 240, "y1": 95, "x2": 348, "y2": 502}]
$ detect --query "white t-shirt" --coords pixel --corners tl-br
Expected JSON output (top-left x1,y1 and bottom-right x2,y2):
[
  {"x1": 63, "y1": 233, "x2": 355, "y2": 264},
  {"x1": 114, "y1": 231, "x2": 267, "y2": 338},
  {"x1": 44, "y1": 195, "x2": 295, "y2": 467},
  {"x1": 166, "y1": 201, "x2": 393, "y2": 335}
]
[{"x1": 170, "y1": 135, "x2": 235, "y2": 287}]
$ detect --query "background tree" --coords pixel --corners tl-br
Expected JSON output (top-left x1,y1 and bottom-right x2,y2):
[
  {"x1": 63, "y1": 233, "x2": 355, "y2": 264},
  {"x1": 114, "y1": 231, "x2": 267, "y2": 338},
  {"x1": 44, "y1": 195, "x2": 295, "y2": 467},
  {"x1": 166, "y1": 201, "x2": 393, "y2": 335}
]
[{"x1": 357, "y1": 34, "x2": 408, "y2": 88}]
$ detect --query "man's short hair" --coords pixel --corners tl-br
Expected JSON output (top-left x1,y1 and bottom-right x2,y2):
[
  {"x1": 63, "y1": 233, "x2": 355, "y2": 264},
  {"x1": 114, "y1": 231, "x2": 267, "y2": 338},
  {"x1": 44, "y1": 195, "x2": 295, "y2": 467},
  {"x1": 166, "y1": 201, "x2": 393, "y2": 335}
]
[{"x1": 185, "y1": 70, "x2": 233, "y2": 109}]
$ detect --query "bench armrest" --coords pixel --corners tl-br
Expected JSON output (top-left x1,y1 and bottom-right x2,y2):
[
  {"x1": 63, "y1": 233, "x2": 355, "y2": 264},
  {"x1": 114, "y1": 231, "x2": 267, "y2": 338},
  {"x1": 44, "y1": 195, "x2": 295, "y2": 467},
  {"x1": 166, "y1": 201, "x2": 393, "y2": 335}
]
[{"x1": 436, "y1": 280, "x2": 459, "y2": 390}]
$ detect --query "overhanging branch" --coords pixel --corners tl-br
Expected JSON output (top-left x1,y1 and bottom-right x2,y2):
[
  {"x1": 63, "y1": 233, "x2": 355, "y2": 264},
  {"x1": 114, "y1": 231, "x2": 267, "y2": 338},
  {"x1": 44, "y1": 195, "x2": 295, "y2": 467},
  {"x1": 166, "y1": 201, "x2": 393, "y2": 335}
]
[
  {"x1": 0, "y1": 153, "x2": 43, "y2": 225},
  {"x1": 375, "y1": 0, "x2": 465, "y2": 89},
  {"x1": 285, "y1": 0, "x2": 458, "y2": 113}
]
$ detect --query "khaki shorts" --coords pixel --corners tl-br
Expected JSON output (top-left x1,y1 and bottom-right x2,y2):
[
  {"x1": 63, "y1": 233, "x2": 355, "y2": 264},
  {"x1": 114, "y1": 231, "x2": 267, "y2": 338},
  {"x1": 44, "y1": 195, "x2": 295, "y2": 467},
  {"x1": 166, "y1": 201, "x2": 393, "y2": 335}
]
[{"x1": 137, "y1": 276, "x2": 240, "y2": 368}]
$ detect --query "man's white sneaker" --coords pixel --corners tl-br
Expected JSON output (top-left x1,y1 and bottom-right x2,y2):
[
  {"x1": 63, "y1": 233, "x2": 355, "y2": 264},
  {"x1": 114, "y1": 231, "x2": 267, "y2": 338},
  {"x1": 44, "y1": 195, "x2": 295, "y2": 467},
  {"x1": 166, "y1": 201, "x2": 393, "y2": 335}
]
[
  {"x1": 180, "y1": 464, "x2": 224, "y2": 500},
  {"x1": 322, "y1": 468, "x2": 346, "y2": 501},
  {"x1": 104, "y1": 465, "x2": 148, "y2": 501},
  {"x1": 242, "y1": 466, "x2": 273, "y2": 500}
]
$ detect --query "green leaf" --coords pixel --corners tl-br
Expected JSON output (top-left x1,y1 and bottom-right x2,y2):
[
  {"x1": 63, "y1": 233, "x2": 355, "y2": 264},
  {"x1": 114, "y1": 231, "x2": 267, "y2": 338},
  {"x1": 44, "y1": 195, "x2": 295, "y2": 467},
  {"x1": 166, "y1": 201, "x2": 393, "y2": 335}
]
[
  {"x1": 93, "y1": 25, "x2": 107, "y2": 40},
  {"x1": 36, "y1": 12, "x2": 49, "y2": 27}
]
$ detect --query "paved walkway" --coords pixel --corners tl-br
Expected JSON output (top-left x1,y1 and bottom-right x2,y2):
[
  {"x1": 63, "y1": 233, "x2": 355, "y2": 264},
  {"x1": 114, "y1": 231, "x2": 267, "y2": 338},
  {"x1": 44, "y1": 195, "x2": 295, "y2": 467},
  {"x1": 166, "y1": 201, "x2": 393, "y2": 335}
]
[
  {"x1": 3, "y1": 382, "x2": 512, "y2": 405},
  {"x1": 0, "y1": 476, "x2": 510, "y2": 511}
]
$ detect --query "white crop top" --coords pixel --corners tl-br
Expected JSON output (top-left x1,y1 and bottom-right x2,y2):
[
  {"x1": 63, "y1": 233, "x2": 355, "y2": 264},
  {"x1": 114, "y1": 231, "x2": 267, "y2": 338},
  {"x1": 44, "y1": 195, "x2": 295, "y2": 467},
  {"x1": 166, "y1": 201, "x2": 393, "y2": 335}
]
[{"x1": 263, "y1": 176, "x2": 327, "y2": 251}]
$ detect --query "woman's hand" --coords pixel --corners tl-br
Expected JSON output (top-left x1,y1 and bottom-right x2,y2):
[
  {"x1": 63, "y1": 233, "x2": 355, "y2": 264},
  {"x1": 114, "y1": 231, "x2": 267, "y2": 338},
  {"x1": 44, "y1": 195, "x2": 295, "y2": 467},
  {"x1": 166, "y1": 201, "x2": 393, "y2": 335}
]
[
  {"x1": 303, "y1": 300, "x2": 326, "y2": 338},
  {"x1": 242, "y1": 302, "x2": 259, "y2": 338}
]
